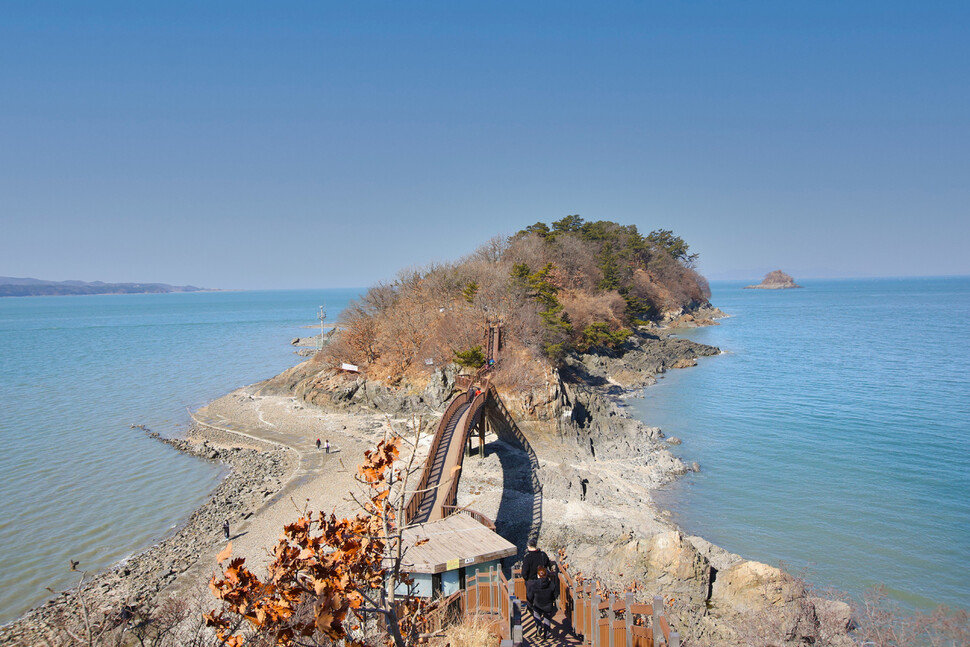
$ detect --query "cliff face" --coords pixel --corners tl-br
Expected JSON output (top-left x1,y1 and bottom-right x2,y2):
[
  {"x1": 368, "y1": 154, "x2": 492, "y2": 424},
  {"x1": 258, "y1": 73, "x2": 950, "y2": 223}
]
[{"x1": 746, "y1": 270, "x2": 802, "y2": 289}]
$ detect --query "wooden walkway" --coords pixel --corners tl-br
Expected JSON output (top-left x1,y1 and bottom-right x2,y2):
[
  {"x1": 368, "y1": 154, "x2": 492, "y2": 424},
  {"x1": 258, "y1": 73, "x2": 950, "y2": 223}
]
[
  {"x1": 460, "y1": 555, "x2": 680, "y2": 646},
  {"x1": 410, "y1": 400, "x2": 471, "y2": 523},
  {"x1": 408, "y1": 323, "x2": 679, "y2": 646},
  {"x1": 519, "y1": 605, "x2": 583, "y2": 646}
]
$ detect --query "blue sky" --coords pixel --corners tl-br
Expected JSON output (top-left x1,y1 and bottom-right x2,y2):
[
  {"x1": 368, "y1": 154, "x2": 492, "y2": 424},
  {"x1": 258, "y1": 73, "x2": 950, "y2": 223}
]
[{"x1": 1, "y1": 2, "x2": 968, "y2": 288}]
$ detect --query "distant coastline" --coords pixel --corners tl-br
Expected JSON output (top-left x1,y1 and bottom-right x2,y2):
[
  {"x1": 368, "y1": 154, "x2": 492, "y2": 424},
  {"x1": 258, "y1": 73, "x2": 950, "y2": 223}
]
[{"x1": 0, "y1": 277, "x2": 208, "y2": 297}]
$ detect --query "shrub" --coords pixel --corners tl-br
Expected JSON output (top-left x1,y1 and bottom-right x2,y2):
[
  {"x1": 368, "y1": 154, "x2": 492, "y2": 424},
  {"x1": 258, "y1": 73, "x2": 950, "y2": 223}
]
[
  {"x1": 577, "y1": 323, "x2": 632, "y2": 353},
  {"x1": 452, "y1": 346, "x2": 485, "y2": 368}
]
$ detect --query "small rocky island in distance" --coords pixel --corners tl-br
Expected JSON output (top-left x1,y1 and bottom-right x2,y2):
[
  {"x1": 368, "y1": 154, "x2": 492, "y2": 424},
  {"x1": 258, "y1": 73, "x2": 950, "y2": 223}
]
[
  {"x1": 0, "y1": 276, "x2": 206, "y2": 297},
  {"x1": 745, "y1": 269, "x2": 802, "y2": 289}
]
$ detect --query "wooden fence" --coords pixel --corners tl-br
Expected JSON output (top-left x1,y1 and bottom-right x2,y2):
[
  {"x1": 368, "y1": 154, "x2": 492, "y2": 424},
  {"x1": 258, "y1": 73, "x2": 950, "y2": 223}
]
[
  {"x1": 562, "y1": 563, "x2": 680, "y2": 647},
  {"x1": 572, "y1": 587, "x2": 680, "y2": 647},
  {"x1": 508, "y1": 563, "x2": 680, "y2": 647},
  {"x1": 419, "y1": 590, "x2": 464, "y2": 637},
  {"x1": 464, "y1": 566, "x2": 523, "y2": 647}
]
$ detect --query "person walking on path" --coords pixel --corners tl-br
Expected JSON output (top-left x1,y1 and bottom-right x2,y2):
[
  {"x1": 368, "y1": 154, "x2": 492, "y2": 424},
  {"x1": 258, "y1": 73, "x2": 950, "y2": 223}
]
[
  {"x1": 526, "y1": 566, "x2": 559, "y2": 640},
  {"x1": 316, "y1": 438, "x2": 321, "y2": 450},
  {"x1": 223, "y1": 520, "x2": 230, "y2": 540},
  {"x1": 324, "y1": 439, "x2": 331, "y2": 454},
  {"x1": 522, "y1": 538, "x2": 550, "y2": 581}
]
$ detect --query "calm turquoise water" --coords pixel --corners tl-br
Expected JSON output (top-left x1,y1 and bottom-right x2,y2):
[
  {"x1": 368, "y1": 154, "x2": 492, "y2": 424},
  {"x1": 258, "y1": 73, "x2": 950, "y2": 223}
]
[
  {"x1": 3, "y1": 282, "x2": 967, "y2": 623},
  {"x1": 636, "y1": 278, "x2": 970, "y2": 610},
  {"x1": 0, "y1": 289, "x2": 358, "y2": 625}
]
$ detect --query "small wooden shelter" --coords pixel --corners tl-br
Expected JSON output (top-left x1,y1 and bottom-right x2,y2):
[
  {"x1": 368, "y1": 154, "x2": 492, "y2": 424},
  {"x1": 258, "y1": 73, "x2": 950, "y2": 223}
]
[{"x1": 400, "y1": 512, "x2": 517, "y2": 598}]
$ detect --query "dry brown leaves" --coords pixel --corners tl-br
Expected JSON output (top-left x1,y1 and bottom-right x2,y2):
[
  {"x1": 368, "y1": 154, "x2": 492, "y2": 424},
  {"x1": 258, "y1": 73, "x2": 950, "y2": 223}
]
[{"x1": 205, "y1": 438, "x2": 410, "y2": 647}]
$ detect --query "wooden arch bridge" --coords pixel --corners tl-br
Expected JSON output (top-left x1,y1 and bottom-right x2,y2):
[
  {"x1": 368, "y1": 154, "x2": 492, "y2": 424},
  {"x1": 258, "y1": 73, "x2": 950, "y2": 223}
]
[
  {"x1": 403, "y1": 323, "x2": 540, "y2": 530},
  {"x1": 400, "y1": 325, "x2": 681, "y2": 647}
]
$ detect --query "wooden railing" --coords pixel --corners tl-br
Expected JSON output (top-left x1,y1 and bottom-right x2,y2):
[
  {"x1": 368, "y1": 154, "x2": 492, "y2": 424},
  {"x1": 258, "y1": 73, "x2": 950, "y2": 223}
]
[
  {"x1": 483, "y1": 384, "x2": 544, "y2": 543},
  {"x1": 404, "y1": 389, "x2": 472, "y2": 523},
  {"x1": 442, "y1": 505, "x2": 496, "y2": 531},
  {"x1": 419, "y1": 590, "x2": 464, "y2": 637},
  {"x1": 438, "y1": 387, "x2": 488, "y2": 513},
  {"x1": 465, "y1": 566, "x2": 523, "y2": 647},
  {"x1": 559, "y1": 562, "x2": 680, "y2": 647}
]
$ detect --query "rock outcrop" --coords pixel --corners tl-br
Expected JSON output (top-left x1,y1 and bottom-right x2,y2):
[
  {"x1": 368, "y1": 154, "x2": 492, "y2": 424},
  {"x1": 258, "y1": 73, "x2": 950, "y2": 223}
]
[
  {"x1": 226, "y1": 321, "x2": 848, "y2": 645},
  {"x1": 258, "y1": 360, "x2": 461, "y2": 416},
  {"x1": 709, "y1": 560, "x2": 853, "y2": 645},
  {"x1": 745, "y1": 270, "x2": 802, "y2": 289}
]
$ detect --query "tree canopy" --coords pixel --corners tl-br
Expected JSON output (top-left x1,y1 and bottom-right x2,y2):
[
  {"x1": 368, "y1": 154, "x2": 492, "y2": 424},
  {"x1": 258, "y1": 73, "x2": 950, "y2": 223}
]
[{"x1": 321, "y1": 217, "x2": 710, "y2": 383}]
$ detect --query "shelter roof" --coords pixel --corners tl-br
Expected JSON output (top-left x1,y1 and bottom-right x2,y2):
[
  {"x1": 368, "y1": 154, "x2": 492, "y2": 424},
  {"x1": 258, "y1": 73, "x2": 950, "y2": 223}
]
[{"x1": 401, "y1": 513, "x2": 516, "y2": 574}]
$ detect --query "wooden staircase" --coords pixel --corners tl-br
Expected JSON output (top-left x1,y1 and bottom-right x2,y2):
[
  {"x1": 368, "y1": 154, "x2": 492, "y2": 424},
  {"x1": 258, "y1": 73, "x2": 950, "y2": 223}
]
[{"x1": 519, "y1": 604, "x2": 584, "y2": 646}]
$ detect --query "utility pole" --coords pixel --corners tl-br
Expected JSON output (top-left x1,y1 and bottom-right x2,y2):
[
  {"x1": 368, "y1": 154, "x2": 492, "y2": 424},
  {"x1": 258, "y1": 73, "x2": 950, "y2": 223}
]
[{"x1": 318, "y1": 304, "x2": 327, "y2": 351}]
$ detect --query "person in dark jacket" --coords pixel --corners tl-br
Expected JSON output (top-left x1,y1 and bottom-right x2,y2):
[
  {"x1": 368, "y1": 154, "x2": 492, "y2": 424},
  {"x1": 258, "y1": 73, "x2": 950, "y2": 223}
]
[
  {"x1": 526, "y1": 566, "x2": 558, "y2": 639},
  {"x1": 521, "y1": 538, "x2": 550, "y2": 581}
]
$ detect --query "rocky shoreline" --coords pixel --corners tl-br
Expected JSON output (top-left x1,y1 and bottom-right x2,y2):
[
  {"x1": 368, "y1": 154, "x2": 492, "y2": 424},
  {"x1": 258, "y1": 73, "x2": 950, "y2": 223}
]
[
  {"x1": 1, "y1": 306, "x2": 850, "y2": 645},
  {"x1": 0, "y1": 428, "x2": 295, "y2": 645},
  {"x1": 530, "y1": 321, "x2": 849, "y2": 644}
]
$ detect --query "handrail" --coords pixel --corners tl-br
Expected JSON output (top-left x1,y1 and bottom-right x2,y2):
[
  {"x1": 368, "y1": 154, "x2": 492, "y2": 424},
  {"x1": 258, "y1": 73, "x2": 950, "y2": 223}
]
[
  {"x1": 404, "y1": 389, "x2": 471, "y2": 523},
  {"x1": 483, "y1": 383, "x2": 543, "y2": 543},
  {"x1": 419, "y1": 590, "x2": 464, "y2": 636},
  {"x1": 555, "y1": 560, "x2": 680, "y2": 647},
  {"x1": 438, "y1": 388, "x2": 488, "y2": 513},
  {"x1": 465, "y1": 566, "x2": 522, "y2": 646},
  {"x1": 441, "y1": 505, "x2": 496, "y2": 531}
]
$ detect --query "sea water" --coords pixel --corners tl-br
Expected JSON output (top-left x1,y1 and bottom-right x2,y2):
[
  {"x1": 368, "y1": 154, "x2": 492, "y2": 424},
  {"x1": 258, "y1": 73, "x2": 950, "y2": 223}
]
[
  {"x1": 0, "y1": 289, "x2": 359, "y2": 625},
  {"x1": 635, "y1": 277, "x2": 970, "y2": 610},
  {"x1": 3, "y1": 281, "x2": 967, "y2": 624}
]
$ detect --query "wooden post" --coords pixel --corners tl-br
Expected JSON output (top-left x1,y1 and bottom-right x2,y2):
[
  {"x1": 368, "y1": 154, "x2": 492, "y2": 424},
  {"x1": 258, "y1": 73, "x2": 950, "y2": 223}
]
[
  {"x1": 507, "y1": 592, "x2": 513, "y2": 643},
  {"x1": 625, "y1": 592, "x2": 633, "y2": 647},
  {"x1": 607, "y1": 594, "x2": 615, "y2": 647},
  {"x1": 652, "y1": 596, "x2": 662, "y2": 646},
  {"x1": 490, "y1": 566, "x2": 498, "y2": 613},
  {"x1": 586, "y1": 582, "x2": 594, "y2": 643},
  {"x1": 591, "y1": 593, "x2": 602, "y2": 647},
  {"x1": 577, "y1": 581, "x2": 584, "y2": 640},
  {"x1": 511, "y1": 596, "x2": 523, "y2": 646}
]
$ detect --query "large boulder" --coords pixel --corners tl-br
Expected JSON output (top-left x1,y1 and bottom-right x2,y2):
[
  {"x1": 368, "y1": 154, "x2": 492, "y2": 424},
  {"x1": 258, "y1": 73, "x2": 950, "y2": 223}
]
[
  {"x1": 712, "y1": 561, "x2": 799, "y2": 611},
  {"x1": 711, "y1": 560, "x2": 834, "y2": 644},
  {"x1": 422, "y1": 364, "x2": 459, "y2": 409},
  {"x1": 601, "y1": 530, "x2": 711, "y2": 607}
]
